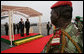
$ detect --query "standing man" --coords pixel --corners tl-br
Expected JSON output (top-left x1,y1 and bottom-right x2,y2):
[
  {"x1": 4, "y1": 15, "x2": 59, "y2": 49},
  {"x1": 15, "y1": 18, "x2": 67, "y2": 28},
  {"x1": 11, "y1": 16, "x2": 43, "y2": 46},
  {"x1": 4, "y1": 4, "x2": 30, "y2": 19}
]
[
  {"x1": 25, "y1": 19, "x2": 30, "y2": 35},
  {"x1": 4, "y1": 22, "x2": 9, "y2": 36},
  {"x1": 19, "y1": 18, "x2": 24, "y2": 37},
  {"x1": 13, "y1": 23, "x2": 16, "y2": 35},
  {"x1": 78, "y1": 19, "x2": 83, "y2": 52},
  {"x1": 79, "y1": 19, "x2": 83, "y2": 31},
  {"x1": 46, "y1": 22, "x2": 51, "y2": 35},
  {"x1": 74, "y1": 16, "x2": 81, "y2": 28},
  {"x1": 16, "y1": 23, "x2": 19, "y2": 34}
]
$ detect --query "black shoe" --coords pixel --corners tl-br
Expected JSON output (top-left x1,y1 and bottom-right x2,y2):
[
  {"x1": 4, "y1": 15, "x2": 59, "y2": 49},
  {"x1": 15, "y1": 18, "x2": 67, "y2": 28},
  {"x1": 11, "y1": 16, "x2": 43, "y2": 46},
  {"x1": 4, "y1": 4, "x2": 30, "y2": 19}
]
[
  {"x1": 27, "y1": 34, "x2": 29, "y2": 35},
  {"x1": 21, "y1": 36, "x2": 24, "y2": 37},
  {"x1": 21, "y1": 35, "x2": 24, "y2": 37}
]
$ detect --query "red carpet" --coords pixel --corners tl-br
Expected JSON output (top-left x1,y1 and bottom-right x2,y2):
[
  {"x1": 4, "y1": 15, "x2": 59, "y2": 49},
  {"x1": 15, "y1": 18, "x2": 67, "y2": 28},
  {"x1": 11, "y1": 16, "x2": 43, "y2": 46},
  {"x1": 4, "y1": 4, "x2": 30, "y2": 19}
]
[
  {"x1": 1, "y1": 33, "x2": 39, "y2": 41},
  {"x1": 1, "y1": 34, "x2": 53, "y2": 53}
]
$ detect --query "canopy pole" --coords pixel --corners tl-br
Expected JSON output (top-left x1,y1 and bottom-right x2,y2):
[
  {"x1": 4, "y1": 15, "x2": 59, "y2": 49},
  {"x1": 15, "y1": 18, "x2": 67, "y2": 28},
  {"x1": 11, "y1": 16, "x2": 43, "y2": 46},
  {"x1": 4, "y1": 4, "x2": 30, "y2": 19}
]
[
  {"x1": 11, "y1": 10, "x2": 14, "y2": 41},
  {"x1": 8, "y1": 10, "x2": 13, "y2": 47},
  {"x1": 38, "y1": 16, "x2": 42, "y2": 34}
]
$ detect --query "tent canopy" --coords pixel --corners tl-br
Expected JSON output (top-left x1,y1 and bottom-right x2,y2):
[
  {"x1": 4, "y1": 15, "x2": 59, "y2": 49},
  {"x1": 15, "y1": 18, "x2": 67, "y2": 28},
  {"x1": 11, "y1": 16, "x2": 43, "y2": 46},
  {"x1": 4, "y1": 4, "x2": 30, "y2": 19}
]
[
  {"x1": 1, "y1": 5, "x2": 42, "y2": 17},
  {"x1": 1, "y1": 5, "x2": 42, "y2": 46}
]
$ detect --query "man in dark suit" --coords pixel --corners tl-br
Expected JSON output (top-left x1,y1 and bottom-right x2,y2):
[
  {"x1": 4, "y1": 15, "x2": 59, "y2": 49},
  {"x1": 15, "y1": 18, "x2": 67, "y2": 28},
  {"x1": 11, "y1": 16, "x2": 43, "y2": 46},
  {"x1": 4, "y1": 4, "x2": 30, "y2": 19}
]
[
  {"x1": 25, "y1": 19, "x2": 30, "y2": 35},
  {"x1": 4, "y1": 22, "x2": 9, "y2": 36},
  {"x1": 13, "y1": 23, "x2": 16, "y2": 35},
  {"x1": 16, "y1": 23, "x2": 19, "y2": 34},
  {"x1": 19, "y1": 18, "x2": 24, "y2": 37},
  {"x1": 46, "y1": 22, "x2": 51, "y2": 35}
]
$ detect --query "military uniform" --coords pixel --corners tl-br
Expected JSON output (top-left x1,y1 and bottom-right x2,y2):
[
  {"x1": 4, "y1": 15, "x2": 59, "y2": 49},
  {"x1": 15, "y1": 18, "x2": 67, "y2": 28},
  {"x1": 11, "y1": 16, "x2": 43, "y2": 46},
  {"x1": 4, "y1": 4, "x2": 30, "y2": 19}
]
[
  {"x1": 64, "y1": 23, "x2": 82, "y2": 53},
  {"x1": 43, "y1": 23, "x2": 83, "y2": 53},
  {"x1": 77, "y1": 18, "x2": 83, "y2": 52},
  {"x1": 42, "y1": 1, "x2": 83, "y2": 53},
  {"x1": 74, "y1": 16, "x2": 83, "y2": 51},
  {"x1": 78, "y1": 20, "x2": 83, "y2": 32}
]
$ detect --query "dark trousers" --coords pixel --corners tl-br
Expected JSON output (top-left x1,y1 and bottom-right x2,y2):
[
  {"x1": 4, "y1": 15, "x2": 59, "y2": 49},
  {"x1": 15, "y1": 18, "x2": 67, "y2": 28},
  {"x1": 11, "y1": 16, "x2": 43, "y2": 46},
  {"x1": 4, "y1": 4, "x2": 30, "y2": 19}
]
[
  {"x1": 6, "y1": 30, "x2": 8, "y2": 36},
  {"x1": 20, "y1": 29, "x2": 24, "y2": 37},
  {"x1": 47, "y1": 29, "x2": 50, "y2": 35},
  {"x1": 14, "y1": 29, "x2": 15, "y2": 35},
  {"x1": 17, "y1": 29, "x2": 19, "y2": 34},
  {"x1": 26, "y1": 28, "x2": 29, "y2": 35}
]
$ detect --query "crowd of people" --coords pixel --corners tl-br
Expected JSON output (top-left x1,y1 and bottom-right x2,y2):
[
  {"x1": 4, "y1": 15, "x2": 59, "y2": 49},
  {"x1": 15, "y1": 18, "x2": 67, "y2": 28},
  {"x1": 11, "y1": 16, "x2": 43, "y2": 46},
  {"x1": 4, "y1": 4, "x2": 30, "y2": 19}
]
[
  {"x1": 4, "y1": 16, "x2": 83, "y2": 37},
  {"x1": 4, "y1": 18, "x2": 30, "y2": 37}
]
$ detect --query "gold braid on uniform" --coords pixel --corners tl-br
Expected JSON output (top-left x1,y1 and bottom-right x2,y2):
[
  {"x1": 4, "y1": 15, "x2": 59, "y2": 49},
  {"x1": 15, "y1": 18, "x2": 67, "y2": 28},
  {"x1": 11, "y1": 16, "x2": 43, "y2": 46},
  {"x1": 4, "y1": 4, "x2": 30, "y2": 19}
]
[{"x1": 61, "y1": 29, "x2": 82, "y2": 53}]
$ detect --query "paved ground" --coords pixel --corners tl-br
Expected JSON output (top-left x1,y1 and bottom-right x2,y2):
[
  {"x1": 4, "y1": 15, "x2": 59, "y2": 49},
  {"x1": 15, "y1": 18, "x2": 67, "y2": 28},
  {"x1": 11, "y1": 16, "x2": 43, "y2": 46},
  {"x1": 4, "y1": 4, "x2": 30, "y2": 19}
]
[{"x1": 1, "y1": 22, "x2": 53, "y2": 51}]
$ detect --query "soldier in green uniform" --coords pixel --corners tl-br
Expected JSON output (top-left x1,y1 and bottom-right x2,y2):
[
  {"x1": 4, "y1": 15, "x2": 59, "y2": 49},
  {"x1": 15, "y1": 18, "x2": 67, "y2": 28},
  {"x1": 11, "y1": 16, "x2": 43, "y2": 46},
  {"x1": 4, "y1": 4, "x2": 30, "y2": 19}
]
[
  {"x1": 74, "y1": 16, "x2": 80, "y2": 28},
  {"x1": 74, "y1": 16, "x2": 82, "y2": 31},
  {"x1": 77, "y1": 18, "x2": 83, "y2": 52},
  {"x1": 79, "y1": 18, "x2": 83, "y2": 32},
  {"x1": 42, "y1": 1, "x2": 83, "y2": 53},
  {"x1": 78, "y1": 17, "x2": 83, "y2": 32},
  {"x1": 74, "y1": 17, "x2": 83, "y2": 50}
]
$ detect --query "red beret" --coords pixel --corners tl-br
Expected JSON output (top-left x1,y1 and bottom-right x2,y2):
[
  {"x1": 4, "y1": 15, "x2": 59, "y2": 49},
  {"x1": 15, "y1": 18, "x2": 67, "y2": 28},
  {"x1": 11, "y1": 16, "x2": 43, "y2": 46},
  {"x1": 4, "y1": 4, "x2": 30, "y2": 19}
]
[{"x1": 51, "y1": 1, "x2": 72, "y2": 9}]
